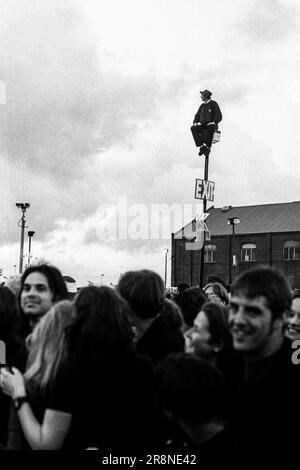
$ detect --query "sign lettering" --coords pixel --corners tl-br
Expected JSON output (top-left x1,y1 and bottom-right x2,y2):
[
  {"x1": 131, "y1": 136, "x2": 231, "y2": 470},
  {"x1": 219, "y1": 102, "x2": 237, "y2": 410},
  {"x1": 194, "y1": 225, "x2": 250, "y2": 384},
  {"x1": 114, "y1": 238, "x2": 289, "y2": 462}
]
[{"x1": 194, "y1": 179, "x2": 215, "y2": 202}]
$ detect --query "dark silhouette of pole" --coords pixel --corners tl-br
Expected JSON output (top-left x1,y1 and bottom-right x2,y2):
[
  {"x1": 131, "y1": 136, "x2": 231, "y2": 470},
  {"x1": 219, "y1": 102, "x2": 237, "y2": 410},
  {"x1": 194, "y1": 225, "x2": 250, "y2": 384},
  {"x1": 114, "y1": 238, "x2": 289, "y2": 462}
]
[
  {"x1": 16, "y1": 203, "x2": 30, "y2": 274},
  {"x1": 227, "y1": 217, "x2": 240, "y2": 284},
  {"x1": 199, "y1": 154, "x2": 209, "y2": 288},
  {"x1": 232, "y1": 223, "x2": 236, "y2": 280},
  {"x1": 163, "y1": 248, "x2": 169, "y2": 287},
  {"x1": 27, "y1": 231, "x2": 35, "y2": 268}
]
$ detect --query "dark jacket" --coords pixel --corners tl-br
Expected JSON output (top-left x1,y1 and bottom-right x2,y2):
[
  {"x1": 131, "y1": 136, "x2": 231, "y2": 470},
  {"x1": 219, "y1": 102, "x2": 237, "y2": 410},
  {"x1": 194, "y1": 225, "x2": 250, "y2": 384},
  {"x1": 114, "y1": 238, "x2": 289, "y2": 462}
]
[
  {"x1": 137, "y1": 314, "x2": 184, "y2": 364},
  {"x1": 230, "y1": 339, "x2": 300, "y2": 456},
  {"x1": 193, "y1": 100, "x2": 222, "y2": 125}
]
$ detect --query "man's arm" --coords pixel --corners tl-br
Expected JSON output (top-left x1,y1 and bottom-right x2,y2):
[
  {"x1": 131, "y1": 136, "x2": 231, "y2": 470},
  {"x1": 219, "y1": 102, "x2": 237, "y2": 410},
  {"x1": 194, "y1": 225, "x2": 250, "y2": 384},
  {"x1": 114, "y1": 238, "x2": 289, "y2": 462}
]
[{"x1": 210, "y1": 101, "x2": 222, "y2": 124}]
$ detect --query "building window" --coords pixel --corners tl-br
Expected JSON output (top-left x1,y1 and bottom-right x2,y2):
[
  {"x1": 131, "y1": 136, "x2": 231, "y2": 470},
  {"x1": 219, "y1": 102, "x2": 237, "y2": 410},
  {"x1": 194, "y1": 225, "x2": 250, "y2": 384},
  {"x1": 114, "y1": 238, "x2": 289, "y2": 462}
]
[
  {"x1": 283, "y1": 241, "x2": 300, "y2": 260},
  {"x1": 204, "y1": 244, "x2": 216, "y2": 263},
  {"x1": 241, "y1": 243, "x2": 256, "y2": 262}
]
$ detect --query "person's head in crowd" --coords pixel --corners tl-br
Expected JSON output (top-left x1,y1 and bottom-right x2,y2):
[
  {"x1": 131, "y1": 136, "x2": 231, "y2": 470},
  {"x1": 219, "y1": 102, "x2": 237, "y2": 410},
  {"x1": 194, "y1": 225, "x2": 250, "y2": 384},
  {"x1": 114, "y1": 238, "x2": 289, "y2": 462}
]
[
  {"x1": 187, "y1": 302, "x2": 232, "y2": 368},
  {"x1": 176, "y1": 283, "x2": 190, "y2": 295},
  {"x1": 203, "y1": 282, "x2": 229, "y2": 306},
  {"x1": 229, "y1": 267, "x2": 291, "y2": 361},
  {"x1": 117, "y1": 269, "x2": 166, "y2": 342},
  {"x1": 174, "y1": 287, "x2": 207, "y2": 332},
  {"x1": 18, "y1": 265, "x2": 68, "y2": 332},
  {"x1": 155, "y1": 353, "x2": 227, "y2": 445},
  {"x1": 4, "y1": 275, "x2": 21, "y2": 296},
  {"x1": 161, "y1": 299, "x2": 183, "y2": 334},
  {"x1": 69, "y1": 286, "x2": 134, "y2": 361},
  {"x1": 284, "y1": 293, "x2": 300, "y2": 341},
  {"x1": 118, "y1": 270, "x2": 165, "y2": 319},
  {"x1": 24, "y1": 300, "x2": 76, "y2": 392},
  {"x1": 206, "y1": 276, "x2": 226, "y2": 288}
]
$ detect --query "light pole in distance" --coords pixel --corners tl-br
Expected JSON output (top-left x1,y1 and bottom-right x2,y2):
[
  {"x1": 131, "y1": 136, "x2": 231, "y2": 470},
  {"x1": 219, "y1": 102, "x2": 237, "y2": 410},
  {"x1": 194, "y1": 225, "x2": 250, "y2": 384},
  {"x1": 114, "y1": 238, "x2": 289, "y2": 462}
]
[
  {"x1": 16, "y1": 203, "x2": 30, "y2": 274},
  {"x1": 27, "y1": 231, "x2": 35, "y2": 268},
  {"x1": 163, "y1": 248, "x2": 169, "y2": 287},
  {"x1": 227, "y1": 217, "x2": 240, "y2": 284}
]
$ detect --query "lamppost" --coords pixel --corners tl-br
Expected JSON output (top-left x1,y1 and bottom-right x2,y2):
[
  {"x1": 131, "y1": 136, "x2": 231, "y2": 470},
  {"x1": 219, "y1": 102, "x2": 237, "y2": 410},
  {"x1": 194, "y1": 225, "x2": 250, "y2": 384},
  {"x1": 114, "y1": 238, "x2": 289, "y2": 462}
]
[
  {"x1": 227, "y1": 217, "x2": 240, "y2": 284},
  {"x1": 27, "y1": 231, "x2": 35, "y2": 268},
  {"x1": 16, "y1": 203, "x2": 30, "y2": 274},
  {"x1": 163, "y1": 248, "x2": 169, "y2": 287},
  {"x1": 100, "y1": 273, "x2": 104, "y2": 286}
]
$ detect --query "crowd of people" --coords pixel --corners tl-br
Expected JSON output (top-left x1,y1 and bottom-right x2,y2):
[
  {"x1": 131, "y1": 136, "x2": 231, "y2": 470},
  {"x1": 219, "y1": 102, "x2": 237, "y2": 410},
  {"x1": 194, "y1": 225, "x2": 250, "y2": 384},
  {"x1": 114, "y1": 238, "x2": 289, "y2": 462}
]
[{"x1": 0, "y1": 263, "x2": 299, "y2": 458}]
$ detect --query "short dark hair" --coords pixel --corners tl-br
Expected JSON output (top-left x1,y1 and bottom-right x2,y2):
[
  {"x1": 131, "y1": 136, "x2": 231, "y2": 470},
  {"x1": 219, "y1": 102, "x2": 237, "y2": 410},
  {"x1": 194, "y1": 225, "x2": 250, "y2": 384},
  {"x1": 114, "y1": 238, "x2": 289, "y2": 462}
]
[
  {"x1": 176, "y1": 283, "x2": 190, "y2": 294},
  {"x1": 18, "y1": 265, "x2": 68, "y2": 306},
  {"x1": 201, "y1": 302, "x2": 232, "y2": 351},
  {"x1": 155, "y1": 353, "x2": 227, "y2": 424},
  {"x1": 206, "y1": 276, "x2": 226, "y2": 287},
  {"x1": 161, "y1": 299, "x2": 183, "y2": 333},
  {"x1": 118, "y1": 270, "x2": 165, "y2": 319},
  {"x1": 174, "y1": 287, "x2": 207, "y2": 327},
  {"x1": 231, "y1": 266, "x2": 292, "y2": 319}
]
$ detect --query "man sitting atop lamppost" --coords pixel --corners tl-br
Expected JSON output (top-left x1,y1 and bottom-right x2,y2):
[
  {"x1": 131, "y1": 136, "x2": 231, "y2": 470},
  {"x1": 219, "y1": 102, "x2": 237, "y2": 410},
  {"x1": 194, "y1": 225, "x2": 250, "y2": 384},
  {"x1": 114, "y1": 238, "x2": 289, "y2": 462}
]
[{"x1": 190, "y1": 89, "x2": 222, "y2": 157}]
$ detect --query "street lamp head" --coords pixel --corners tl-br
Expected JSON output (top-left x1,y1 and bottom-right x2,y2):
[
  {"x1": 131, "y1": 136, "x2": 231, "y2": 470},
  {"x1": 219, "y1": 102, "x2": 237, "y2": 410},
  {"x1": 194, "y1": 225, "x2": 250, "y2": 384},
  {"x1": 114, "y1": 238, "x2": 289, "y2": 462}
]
[
  {"x1": 28, "y1": 231, "x2": 35, "y2": 237},
  {"x1": 16, "y1": 202, "x2": 30, "y2": 210},
  {"x1": 162, "y1": 248, "x2": 169, "y2": 254},
  {"x1": 227, "y1": 217, "x2": 240, "y2": 225}
]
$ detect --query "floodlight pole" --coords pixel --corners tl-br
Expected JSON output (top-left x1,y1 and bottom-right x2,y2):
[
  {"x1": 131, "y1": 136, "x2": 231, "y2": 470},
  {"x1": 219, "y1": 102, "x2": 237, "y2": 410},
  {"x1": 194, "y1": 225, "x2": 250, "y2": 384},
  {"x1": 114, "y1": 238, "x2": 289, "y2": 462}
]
[{"x1": 16, "y1": 203, "x2": 30, "y2": 274}]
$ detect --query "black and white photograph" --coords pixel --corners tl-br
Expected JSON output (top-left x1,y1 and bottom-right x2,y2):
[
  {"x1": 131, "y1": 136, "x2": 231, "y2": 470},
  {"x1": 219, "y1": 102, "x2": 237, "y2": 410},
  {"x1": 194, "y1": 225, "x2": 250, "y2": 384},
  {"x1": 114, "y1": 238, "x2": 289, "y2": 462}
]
[{"x1": 0, "y1": 0, "x2": 300, "y2": 463}]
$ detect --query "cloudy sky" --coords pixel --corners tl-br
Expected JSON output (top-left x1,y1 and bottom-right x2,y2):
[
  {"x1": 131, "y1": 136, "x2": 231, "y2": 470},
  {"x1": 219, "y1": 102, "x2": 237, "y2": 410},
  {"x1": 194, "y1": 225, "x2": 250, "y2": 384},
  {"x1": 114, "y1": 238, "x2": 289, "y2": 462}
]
[{"x1": 1, "y1": 0, "x2": 300, "y2": 286}]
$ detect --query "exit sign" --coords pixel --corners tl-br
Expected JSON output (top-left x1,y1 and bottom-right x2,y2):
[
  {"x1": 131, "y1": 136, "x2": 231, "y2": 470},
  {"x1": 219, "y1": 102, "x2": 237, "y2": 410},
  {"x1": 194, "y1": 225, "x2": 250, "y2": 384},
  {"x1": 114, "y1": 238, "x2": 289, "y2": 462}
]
[{"x1": 194, "y1": 179, "x2": 215, "y2": 202}]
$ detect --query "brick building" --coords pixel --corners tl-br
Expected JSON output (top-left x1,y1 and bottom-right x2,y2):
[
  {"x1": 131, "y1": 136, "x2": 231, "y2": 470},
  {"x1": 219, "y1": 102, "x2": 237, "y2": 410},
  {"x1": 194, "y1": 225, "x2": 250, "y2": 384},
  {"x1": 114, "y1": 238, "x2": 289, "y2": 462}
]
[{"x1": 171, "y1": 201, "x2": 300, "y2": 289}]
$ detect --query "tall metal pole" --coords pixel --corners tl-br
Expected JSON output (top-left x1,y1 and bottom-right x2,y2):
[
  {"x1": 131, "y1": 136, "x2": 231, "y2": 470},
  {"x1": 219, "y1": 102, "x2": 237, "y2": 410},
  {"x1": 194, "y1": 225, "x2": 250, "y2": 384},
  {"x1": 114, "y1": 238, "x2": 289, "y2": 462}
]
[
  {"x1": 164, "y1": 249, "x2": 168, "y2": 287},
  {"x1": 228, "y1": 234, "x2": 232, "y2": 285},
  {"x1": 232, "y1": 224, "x2": 236, "y2": 281},
  {"x1": 19, "y1": 214, "x2": 26, "y2": 274},
  {"x1": 27, "y1": 231, "x2": 35, "y2": 268},
  {"x1": 199, "y1": 154, "x2": 209, "y2": 288},
  {"x1": 16, "y1": 203, "x2": 30, "y2": 274}
]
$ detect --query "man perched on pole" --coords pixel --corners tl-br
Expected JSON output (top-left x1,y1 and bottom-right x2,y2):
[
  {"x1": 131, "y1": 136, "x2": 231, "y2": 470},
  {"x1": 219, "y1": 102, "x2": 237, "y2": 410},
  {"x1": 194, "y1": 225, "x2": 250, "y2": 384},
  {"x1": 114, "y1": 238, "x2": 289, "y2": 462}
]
[{"x1": 191, "y1": 89, "x2": 222, "y2": 157}]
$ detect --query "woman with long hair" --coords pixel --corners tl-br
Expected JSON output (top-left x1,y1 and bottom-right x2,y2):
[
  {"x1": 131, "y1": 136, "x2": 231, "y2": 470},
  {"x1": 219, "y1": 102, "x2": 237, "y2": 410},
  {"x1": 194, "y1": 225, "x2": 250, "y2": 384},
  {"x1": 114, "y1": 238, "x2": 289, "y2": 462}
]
[
  {"x1": 1, "y1": 287, "x2": 154, "y2": 450},
  {"x1": 61, "y1": 286, "x2": 154, "y2": 449},
  {"x1": 0, "y1": 300, "x2": 76, "y2": 450},
  {"x1": 0, "y1": 286, "x2": 26, "y2": 448}
]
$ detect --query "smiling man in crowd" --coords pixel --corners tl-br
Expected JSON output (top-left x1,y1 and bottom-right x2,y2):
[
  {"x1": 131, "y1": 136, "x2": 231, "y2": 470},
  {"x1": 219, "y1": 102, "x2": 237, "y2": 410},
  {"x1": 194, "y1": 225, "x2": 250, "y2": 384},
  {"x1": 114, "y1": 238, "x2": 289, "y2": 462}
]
[
  {"x1": 18, "y1": 264, "x2": 68, "y2": 333},
  {"x1": 228, "y1": 266, "x2": 300, "y2": 456}
]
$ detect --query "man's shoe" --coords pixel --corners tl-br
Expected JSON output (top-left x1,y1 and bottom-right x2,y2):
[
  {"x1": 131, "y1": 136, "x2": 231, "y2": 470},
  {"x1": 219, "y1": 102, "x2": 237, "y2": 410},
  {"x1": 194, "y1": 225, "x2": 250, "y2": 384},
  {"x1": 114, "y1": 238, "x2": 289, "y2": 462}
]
[
  {"x1": 204, "y1": 147, "x2": 211, "y2": 157},
  {"x1": 198, "y1": 145, "x2": 206, "y2": 156}
]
